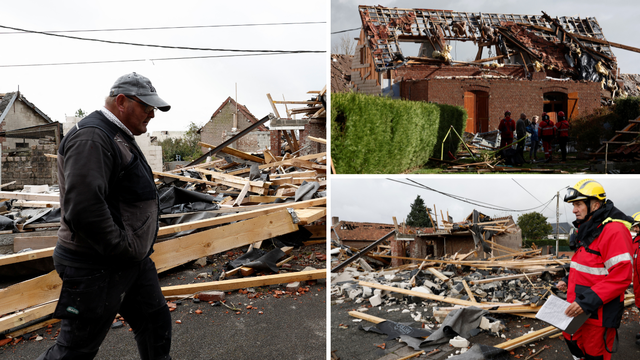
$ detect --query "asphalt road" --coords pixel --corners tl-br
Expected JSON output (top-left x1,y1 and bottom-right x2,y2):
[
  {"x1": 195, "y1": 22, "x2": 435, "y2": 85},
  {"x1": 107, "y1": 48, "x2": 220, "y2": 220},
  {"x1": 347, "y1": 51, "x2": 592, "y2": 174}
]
[{"x1": 0, "y1": 244, "x2": 327, "y2": 360}]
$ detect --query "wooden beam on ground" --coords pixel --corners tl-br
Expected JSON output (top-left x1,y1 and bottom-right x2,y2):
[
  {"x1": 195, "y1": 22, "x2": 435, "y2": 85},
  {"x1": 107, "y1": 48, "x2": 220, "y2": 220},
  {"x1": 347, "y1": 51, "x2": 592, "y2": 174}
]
[
  {"x1": 0, "y1": 192, "x2": 59, "y2": 202},
  {"x1": 162, "y1": 269, "x2": 326, "y2": 297},
  {"x1": 461, "y1": 280, "x2": 477, "y2": 303},
  {"x1": 195, "y1": 169, "x2": 270, "y2": 193},
  {"x1": 0, "y1": 271, "x2": 61, "y2": 316},
  {"x1": 152, "y1": 209, "x2": 298, "y2": 273},
  {"x1": 13, "y1": 236, "x2": 58, "y2": 252},
  {"x1": 13, "y1": 201, "x2": 59, "y2": 208},
  {"x1": 294, "y1": 207, "x2": 326, "y2": 225},
  {"x1": 0, "y1": 302, "x2": 58, "y2": 334},
  {"x1": 469, "y1": 271, "x2": 548, "y2": 285},
  {"x1": 427, "y1": 267, "x2": 450, "y2": 282},
  {"x1": 157, "y1": 197, "x2": 325, "y2": 236},
  {"x1": 247, "y1": 195, "x2": 289, "y2": 203},
  {"x1": 494, "y1": 325, "x2": 559, "y2": 351},
  {"x1": 0, "y1": 247, "x2": 54, "y2": 267},
  {"x1": 6, "y1": 318, "x2": 60, "y2": 339}
]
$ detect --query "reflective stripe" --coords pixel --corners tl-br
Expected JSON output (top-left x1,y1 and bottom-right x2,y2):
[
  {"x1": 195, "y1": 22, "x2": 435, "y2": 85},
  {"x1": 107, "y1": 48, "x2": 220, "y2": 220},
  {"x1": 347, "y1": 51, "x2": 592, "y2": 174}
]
[
  {"x1": 604, "y1": 253, "x2": 632, "y2": 270},
  {"x1": 570, "y1": 262, "x2": 609, "y2": 276}
]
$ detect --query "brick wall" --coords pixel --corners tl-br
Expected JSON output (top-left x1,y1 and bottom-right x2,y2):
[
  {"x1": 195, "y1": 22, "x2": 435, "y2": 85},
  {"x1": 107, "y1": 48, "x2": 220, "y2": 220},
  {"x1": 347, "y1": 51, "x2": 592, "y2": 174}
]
[
  {"x1": 2, "y1": 144, "x2": 57, "y2": 190},
  {"x1": 399, "y1": 69, "x2": 601, "y2": 131},
  {"x1": 221, "y1": 131, "x2": 269, "y2": 153},
  {"x1": 300, "y1": 119, "x2": 327, "y2": 155},
  {"x1": 200, "y1": 101, "x2": 267, "y2": 153}
]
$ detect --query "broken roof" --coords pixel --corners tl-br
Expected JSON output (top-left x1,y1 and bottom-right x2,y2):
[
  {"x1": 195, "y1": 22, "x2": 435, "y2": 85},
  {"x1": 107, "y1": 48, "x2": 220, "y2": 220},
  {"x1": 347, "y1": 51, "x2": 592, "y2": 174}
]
[{"x1": 357, "y1": 5, "x2": 617, "y2": 82}]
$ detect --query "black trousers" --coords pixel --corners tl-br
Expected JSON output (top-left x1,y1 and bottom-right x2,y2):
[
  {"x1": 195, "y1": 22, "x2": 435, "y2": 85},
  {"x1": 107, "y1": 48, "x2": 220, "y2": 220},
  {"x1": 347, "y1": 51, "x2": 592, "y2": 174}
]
[
  {"x1": 37, "y1": 257, "x2": 171, "y2": 360},
  {"x1": 559, "y1": 137, "x2": 568, "y2": 161}
]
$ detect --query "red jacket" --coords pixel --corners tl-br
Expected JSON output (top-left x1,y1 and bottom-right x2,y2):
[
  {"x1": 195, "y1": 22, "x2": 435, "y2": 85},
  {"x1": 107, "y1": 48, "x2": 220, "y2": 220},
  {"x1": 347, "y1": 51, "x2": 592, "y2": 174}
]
[
  {"x1": 557, "y1": 120, "x2": 570, "y2": 138},
  {"x1": 498, "y1": 117, "x2": 515, "y2": 139},
  {"x1": 634, "y1": 234, "x2": 640, "y2": 308},
  {"x1": 539, "y1": 119, "x2": 556, "y2": 139},
  {"x1": 567, "y1": 205, "x2": 632, "y2": 328}
]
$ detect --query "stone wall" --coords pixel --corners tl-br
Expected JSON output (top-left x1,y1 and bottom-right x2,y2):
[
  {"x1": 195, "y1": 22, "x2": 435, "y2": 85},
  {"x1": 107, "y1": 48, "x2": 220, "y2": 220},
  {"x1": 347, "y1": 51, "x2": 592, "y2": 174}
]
[{"x1": 2, "y1": 144, "x2": 57, "y2": 190}]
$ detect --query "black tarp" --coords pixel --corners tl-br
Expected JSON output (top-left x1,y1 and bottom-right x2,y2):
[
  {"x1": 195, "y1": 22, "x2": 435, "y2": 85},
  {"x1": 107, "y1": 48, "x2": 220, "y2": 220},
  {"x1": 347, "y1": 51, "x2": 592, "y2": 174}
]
[
  {"x1": 226, "y1": 247, "x2": 286, "y2": 274},
  {"x1": 577, "y1": 52, "x2": 601, "y2": 82},
  {"x1": 158, "y1": 186, "x2": 220, "y2": 214}
]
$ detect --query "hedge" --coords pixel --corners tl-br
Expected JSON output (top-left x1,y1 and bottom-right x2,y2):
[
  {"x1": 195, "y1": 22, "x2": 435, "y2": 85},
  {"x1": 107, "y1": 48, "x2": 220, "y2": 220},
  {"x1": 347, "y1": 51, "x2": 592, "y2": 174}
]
[{"x1": 331, "y1": 92, "x2": 467, "y2": 174}]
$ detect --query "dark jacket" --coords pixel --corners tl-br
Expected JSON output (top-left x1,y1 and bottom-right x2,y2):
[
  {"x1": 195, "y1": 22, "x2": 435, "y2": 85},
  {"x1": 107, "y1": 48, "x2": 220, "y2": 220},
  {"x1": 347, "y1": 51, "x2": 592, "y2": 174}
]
[{"x1": 54, "y1": 110, "x2": 159, "y2": 268}]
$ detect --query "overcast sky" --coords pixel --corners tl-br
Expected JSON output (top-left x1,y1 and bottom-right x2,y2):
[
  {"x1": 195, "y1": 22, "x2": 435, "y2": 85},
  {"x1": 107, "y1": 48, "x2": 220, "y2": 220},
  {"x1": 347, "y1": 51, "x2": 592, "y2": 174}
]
[
  {"x1": 331, "y1": 0, "x2": 640, "y2": 74},
  {"x1": 2, "y1": 0, "x2": 327, "y2": 133},
  {"x1": 331, "y1": 176, "x2": 640, "y2": 227}
]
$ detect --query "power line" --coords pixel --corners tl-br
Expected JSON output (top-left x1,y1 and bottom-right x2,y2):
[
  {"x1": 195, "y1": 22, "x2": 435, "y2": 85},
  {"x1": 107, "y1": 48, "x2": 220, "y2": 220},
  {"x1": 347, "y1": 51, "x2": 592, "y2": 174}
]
[
  {"x1": 388, "y1": 178, "x2": 556, "y2": 213},
  {"x1": 512, "y1": 178, "x2": 543, "y2": 204},
  {"x1": 0, "y1": 24, "x2": 324, "y2": 54},
  {"x1": 0, "y1": 52, "x2": 313, "y2": 68},
  {"x1": 0, "y1": 21, "x2": 326, "y2": 35},
  {"x1": 331, "y1": 27, "x2": 360, "y2": 34}
]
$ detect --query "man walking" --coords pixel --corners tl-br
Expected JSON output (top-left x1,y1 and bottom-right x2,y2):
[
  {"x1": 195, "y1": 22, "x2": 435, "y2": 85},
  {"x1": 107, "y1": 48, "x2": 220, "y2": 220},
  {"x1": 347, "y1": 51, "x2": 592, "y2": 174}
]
[
  {"x1": 557, "y1": 111, "x2": 570, "y2": 162},
  {"x1": 562, "y1": 179, "x2": 633, "y2": 360},
  {"x1": 37, "y1": 72, "x2": 172, "y2": 360}
]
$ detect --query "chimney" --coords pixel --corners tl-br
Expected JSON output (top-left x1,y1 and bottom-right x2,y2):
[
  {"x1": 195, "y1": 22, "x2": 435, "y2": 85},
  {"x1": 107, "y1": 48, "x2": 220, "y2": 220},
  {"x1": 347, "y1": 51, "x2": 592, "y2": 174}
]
[{"x1": 332, "y1": 216, "x2": 340, "y2": 226}]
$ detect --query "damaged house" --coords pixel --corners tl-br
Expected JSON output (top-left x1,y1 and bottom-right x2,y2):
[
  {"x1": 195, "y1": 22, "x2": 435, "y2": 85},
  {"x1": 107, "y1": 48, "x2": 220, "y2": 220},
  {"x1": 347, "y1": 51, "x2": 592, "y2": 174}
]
[{"x1": 349, "y1": 6, "x2": 631, "y2": 132}]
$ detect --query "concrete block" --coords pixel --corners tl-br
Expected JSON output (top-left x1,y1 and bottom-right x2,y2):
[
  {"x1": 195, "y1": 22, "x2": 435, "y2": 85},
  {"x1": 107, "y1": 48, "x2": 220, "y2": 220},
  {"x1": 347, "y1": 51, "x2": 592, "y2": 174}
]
[
  {"x1": 369, "y1": 294, "x2": 382, "y2": 307},
  {"x1": 449, "y1": 336, "x2": 469, "y2": 348},
  {"x1": 286, "y1": 282, "x2": 301, "y2": 292}
]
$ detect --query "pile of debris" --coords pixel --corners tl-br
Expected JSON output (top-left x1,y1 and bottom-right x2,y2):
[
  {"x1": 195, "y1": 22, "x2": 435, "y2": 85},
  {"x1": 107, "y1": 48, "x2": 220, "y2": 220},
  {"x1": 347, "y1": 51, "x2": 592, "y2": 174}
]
[
  {"x1": 330, "y1": 245, "x2": 635, "y2": 358},
  {"x1": 0, "y1": 128, "x2": 327, "y2": 344}
]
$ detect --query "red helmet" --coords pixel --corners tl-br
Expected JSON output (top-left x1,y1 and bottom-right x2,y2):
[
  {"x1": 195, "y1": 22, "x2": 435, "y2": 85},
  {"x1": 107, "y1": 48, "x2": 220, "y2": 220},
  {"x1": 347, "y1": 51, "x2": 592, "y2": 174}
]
[
  {"x1": 542, "y1": 112, "x2": 550, "y2": 121},
  {"x1": 558, "y1": 111, "x2": 565, "y2": 117},
  {"x1": 504, "y1": 110, "x2": 511, "y2": 116}
]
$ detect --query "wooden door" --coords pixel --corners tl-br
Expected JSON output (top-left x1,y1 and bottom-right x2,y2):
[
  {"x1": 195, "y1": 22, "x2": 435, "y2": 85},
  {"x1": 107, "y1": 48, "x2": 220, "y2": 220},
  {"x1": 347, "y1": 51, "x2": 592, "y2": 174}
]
[
  {"x1": 568, "y1": 92, "x2": 579, "y2": 119},
  {"x1": 476, "y1": 92, "x2": 489, "y2": 132},
  {"x1": 464, "y1": 91, "x2": 476, "y2": 133}
]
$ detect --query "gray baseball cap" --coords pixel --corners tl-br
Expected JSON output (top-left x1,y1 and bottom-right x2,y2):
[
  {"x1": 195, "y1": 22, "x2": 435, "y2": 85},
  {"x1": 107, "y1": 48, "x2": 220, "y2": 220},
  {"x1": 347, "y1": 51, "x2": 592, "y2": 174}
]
[{"x1": 109, "y1": 72, "x2": 171, "y2": 112}]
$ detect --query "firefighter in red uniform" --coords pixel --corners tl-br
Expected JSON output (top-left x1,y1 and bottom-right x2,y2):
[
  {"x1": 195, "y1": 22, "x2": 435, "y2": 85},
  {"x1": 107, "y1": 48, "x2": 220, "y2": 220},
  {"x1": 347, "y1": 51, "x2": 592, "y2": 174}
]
[
  {"x1": 631, "y1": 211, "x2": 640, "y2": 345},
  {"x1": 538, "y1": 113, "x2": 556, "y2": 162},
  {"x1": 557, "y1": 111, "x2": 570, "y2": 162},
  {"x1": 498, "y1": 110, "x2": 516, "y2": 149},
  {"x1": 562, "y1": 179, "x2": 633, "y2": 360}
]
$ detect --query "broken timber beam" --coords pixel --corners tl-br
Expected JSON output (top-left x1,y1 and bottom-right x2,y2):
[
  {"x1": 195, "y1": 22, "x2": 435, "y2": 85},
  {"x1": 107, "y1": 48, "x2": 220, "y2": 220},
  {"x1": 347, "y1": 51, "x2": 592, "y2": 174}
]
[
  {"x1": 162, "y1": 269, "x2": 326, "y2": 297},
  {"x1": 426, "y1": 267, "x2": 450, "y2": 282},
  {"x1": 331, "y1": 230, "x2": 395, "y2": 273},
  {"x1": 157, "y1": 197, "x2": 325, "y2": 237},
  {"x1": 0, "y1": 192, "x2": 58, "y2": 202},
  {"x1": 198, "y1": 141, "x2": 264, "y2": 164},
  {"x1": 494, "y1": 325, "x2": 559, "y2": 351}
]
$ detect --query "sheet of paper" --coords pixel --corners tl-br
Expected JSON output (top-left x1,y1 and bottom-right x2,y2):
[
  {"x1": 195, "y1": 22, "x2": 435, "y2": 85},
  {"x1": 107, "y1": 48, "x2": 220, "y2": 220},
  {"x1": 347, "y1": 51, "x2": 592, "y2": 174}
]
[{"x1": 535, "y1": 294, "x2": 589, "y2": 333}]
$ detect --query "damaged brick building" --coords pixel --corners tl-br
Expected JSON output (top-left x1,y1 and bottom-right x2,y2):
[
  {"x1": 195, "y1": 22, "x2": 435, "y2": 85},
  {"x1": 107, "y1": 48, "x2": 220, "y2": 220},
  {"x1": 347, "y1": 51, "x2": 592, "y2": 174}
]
[{"x1": 348, "y1": 6, "x2": 631, "y2": 132}]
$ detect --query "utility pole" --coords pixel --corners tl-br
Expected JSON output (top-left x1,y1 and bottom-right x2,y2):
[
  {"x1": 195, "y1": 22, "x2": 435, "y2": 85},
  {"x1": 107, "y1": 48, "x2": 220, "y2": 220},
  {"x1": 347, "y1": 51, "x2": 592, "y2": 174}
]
[{"x1": 556, "y1": 191, "x2": 560, "y2": 255}]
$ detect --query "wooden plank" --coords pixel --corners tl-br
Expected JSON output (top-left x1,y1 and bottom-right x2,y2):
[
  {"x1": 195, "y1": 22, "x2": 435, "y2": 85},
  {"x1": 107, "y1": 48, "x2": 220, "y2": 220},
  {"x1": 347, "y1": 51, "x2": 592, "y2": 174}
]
[
  {"x1": 162, "y1": 269, "x2": 326, "y2": 296},
  {"x1": 289, "y1": 130, "x2": 299, "y2": 153},
  {"x1": 0, "y1": 247, "x2": 54, "y2": 267},
  {"x1": 0, "y1": 302, "x2": 58, "y2": 334},
  {"x1": 248, "y1": 195, "x2": 289, "y2": 203},
  {"x1": 6, "y1": 318, "x2": 60, "y2": 338},
  {"x1": 469, "y1": 271, "x2": 548, "y2": 285},
  {"x1": 153, "y1": 170, "x2": 268, "y2": 195},
  {"x1": 266, "y1": 93, "x2": 281, "y2": 118},
  {"x1": 157, "y1": 197, "x2": 325, "y2": 236},
  {"x1": 13, "y1": 201, "x2": 59, "y2": 208},
  {"x1": 0, "y1": 192, "x2": 59, "y2": 202},
  {"x1": 232, "y1": 182, "x2": 251, "y2": 207},
  {"x1": 304, "y1": 224, "x2": 326, "y2": 239},
  {"x1": 198, "y1": 141, "x2": 264, "y2": 164},
  {"x1": 461, "y1": 280, "x2": 477, "y2": 303},
  {"x1": 427, "y1": 267, "x2": 450, "y2": 282},
  {"x1": 152, "y1": 209, "x2": 298, "y2": 273},
  {"x1": 294, "y1": 207, "x2": 326, "y2": 225},
  {"x1": 494, "y1": 326, "x2": 559, "y2": 351},
  {"x1": 308, "y1": 136, "x2": 326, "y2": 144},
  {"x1": 0, "y1": 271, "x2": 61, "y2": 316},
  {"x1": 13, "y1": 236, "x2": 58, "y2": 252}
]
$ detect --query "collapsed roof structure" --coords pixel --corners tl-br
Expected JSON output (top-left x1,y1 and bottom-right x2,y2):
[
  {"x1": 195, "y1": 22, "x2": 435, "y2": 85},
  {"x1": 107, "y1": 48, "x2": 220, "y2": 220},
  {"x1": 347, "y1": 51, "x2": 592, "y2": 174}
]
[{"x1": 347, "y1": 5, "x2": 640, "y2": 133}]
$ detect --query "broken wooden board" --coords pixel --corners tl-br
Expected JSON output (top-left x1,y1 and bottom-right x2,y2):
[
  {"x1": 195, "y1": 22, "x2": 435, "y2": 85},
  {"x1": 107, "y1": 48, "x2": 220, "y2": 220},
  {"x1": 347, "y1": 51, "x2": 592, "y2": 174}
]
[
  {"x1": 198, "y1": 141, "x2": 265, "y2": 164},
  {"x1": 13, "y1": 236, "x2": 58, "y2": 252},
  {"x1": 152, "y1": 209, "x2": 299, "y2": 273},
  {"x1": 0, "y1": 192, "x2": 59, "y2": 202},
  {"x1": 0, "y1": 302, "x2": 57, "y2": 334},
  {"x1": 157, "y1": 197, "x2": 325, "y2": 236},
  {"x1": 162, "y1": 269, "x2": 326, "y2": 297},
  {"x1": 0, "y1": 247, "x2": 55, "y2": 267},
  {"x1": 0, "y1": 270, "x2": 61, "y2": 316},
  {"x1": 295, "y1": 207, "x2": 327, "y2": 225},
  {"x1": 308, "y1": 136, "x2": 326, "y2": 144},
  {"x1": 5, "y1": 318, "x2": 60, "y2": 339},
  {"x1": 494, "y1": 325, "x2": 559, "y2": 351}
]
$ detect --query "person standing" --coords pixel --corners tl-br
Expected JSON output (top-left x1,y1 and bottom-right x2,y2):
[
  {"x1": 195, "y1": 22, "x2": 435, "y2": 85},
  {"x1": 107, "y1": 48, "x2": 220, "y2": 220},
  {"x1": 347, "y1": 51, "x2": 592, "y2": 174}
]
[
  {"x1": 527, "y1": 115, "x2": 540, "y2": 163},
  {"x1": 538, "y1": 112, "x2": 556, "y2": 162},
  {"x1": 631, "y1": 212, "x2": 640, "y2": 345},
  {"x1": 515, "y1": 113, "x2": 528, "y2": 162},
  {"x1": 557, "y1": 111, "x2": 570, "y2": 162},
  {"x1": 562, "y1": 179, "x2": 633, "y2": 360},
  {"x1": 498, "y1": 110, "x2": 516, "y2": 150},
  {"x1": 37, "y1": 72, "x2": 173, "y2": 360}
]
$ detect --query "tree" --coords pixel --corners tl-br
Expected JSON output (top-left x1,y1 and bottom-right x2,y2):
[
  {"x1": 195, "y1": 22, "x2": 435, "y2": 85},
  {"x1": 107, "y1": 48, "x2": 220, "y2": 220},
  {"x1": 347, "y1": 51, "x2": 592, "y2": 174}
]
[
  {"x1": 160, "y1": 122, "x2": 203, "y2": 162},
  {"x1": 517, "y1": 212, "x2": 553, "y2": 241},
  {"x1": 406, "y1": 195, "x2": 433, "y2": 227},
  {"x1": 75, "y1": 108, "x2": 86, "y2": 118},
  {"x1": 332, "y1": 33, "x2": 356, "y2": 55}
]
